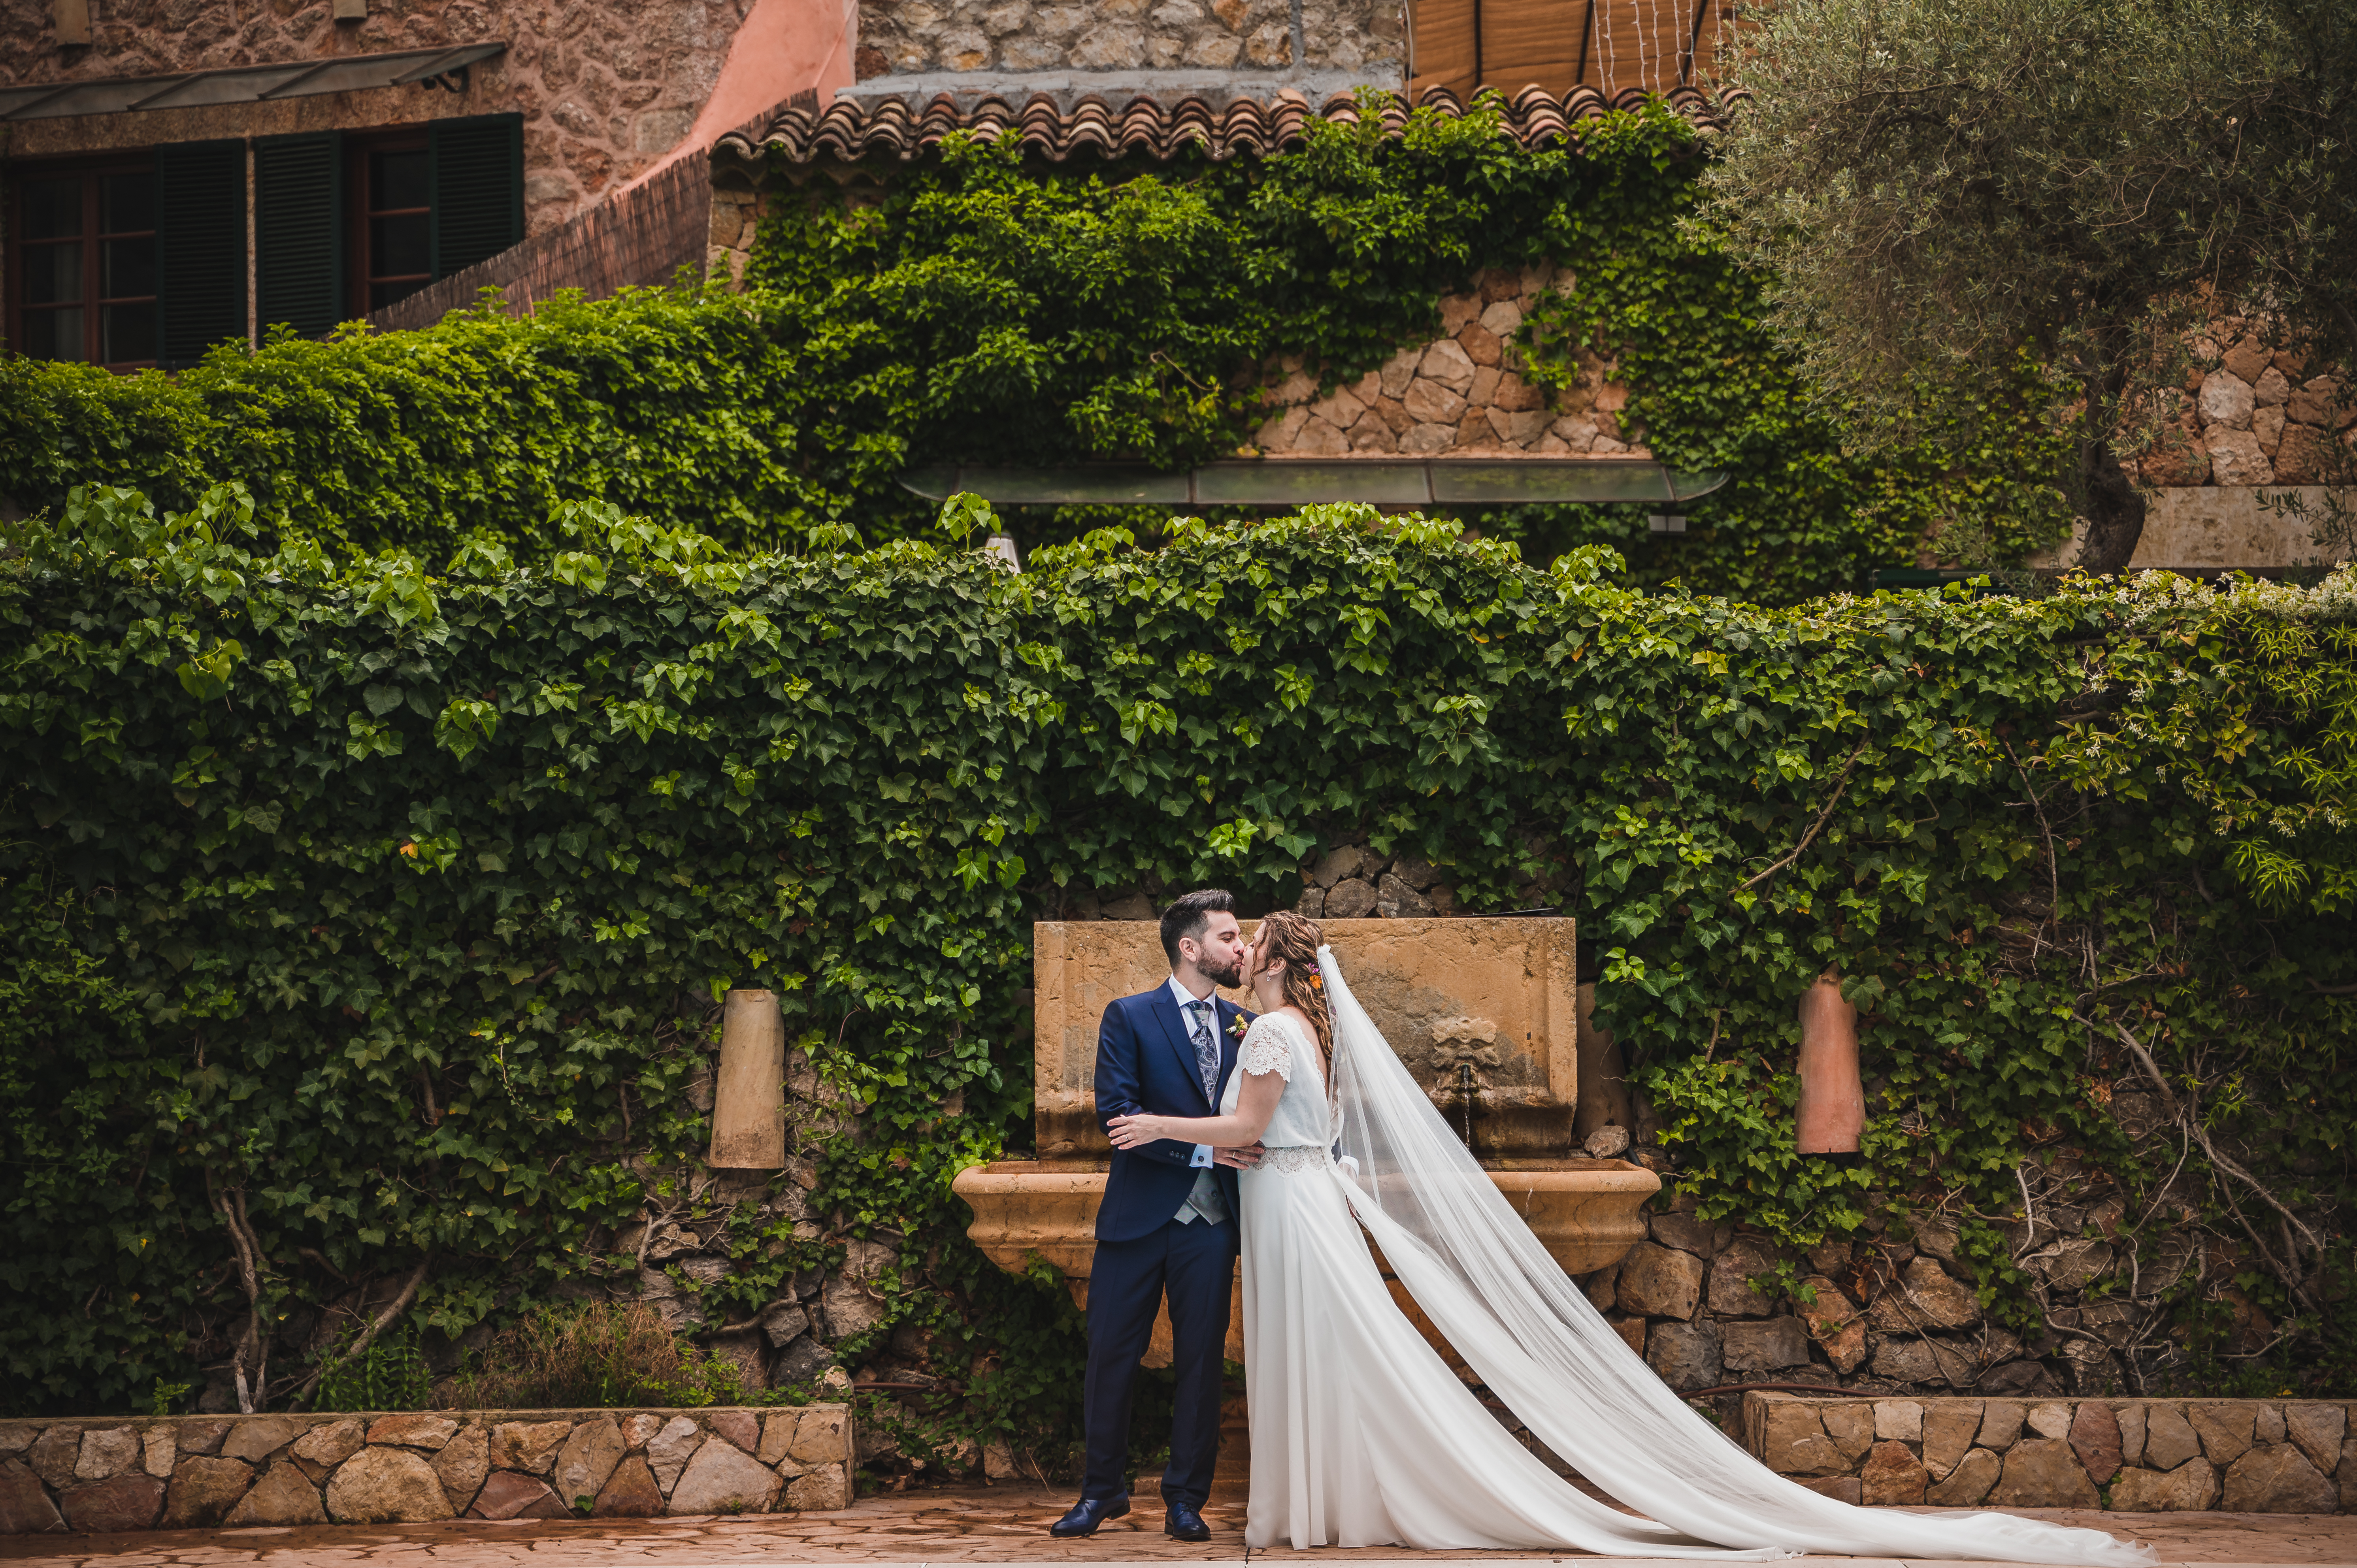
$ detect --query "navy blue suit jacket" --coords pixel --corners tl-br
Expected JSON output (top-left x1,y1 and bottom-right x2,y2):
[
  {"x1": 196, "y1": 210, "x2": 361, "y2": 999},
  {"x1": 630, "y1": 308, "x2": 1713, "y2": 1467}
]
[{"x1": 1092, "y1": 984, "x2": 1252, "y2": 1243}]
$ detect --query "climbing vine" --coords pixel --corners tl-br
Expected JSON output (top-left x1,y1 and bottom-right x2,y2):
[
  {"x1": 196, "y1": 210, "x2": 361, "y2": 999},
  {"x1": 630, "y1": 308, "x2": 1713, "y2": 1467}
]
[{"x1": 5, "y1": 484, "x2": 2353, "y2": 1423}]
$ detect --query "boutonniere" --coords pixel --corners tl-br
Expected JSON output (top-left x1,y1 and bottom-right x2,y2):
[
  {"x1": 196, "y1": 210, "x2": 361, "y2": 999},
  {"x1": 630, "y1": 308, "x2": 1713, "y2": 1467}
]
[{"x1": 1228, "y1": 1012, "x2": 1250, "y2": 1038}]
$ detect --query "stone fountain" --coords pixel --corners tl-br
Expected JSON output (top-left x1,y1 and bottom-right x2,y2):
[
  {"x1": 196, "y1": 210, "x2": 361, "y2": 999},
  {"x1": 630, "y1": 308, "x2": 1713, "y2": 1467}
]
[{"x1": 952, "y1": 918, "x2": 1659, "y2": 1385}]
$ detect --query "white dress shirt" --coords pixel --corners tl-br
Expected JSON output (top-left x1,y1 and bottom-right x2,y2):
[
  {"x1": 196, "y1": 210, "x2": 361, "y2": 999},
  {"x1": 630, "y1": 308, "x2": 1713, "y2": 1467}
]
[{"x1": 1165, "y1": 974, "x2": 1227, "y2": 1224}]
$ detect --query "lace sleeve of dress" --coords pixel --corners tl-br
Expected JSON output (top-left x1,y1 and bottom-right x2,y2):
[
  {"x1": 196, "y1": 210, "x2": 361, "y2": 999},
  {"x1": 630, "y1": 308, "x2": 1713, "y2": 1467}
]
[{"x1": 1236, "y1": 1016, "x2": 1294, "y2": 1080}]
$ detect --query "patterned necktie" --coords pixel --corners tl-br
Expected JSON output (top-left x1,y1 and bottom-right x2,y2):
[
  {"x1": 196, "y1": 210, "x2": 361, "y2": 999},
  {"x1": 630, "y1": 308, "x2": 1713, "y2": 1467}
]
[{"x1": 1188, "y1": 1000, "x2": 1219, "y2": 1104}]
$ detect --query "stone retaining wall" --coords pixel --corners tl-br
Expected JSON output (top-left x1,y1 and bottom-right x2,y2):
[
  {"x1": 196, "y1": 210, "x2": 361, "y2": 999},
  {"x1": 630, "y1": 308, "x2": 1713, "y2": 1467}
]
[
  {"x1": 1743, "y1": 1393, "x2": 2353, "y2": 1514},
  {"x1": 0, "y1": 1405, "x2": 852, "y2": 1536}
]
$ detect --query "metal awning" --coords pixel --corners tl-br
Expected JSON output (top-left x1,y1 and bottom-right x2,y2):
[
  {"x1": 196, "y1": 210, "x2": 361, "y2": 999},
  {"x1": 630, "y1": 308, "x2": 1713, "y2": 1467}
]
[
  {"x1": 899, "y1": 457, "x2": 1729, "y2": 507},
  {"x1": 0, "y1": 43, "x2": 506, "y2": 121}
]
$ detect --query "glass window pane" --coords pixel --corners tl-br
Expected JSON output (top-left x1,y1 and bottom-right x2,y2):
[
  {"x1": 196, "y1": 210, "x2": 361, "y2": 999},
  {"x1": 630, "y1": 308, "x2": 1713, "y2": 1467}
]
[
  {"x1": 103, "y1": 173, "x2": 156, "y2": 234},
  {"x1": 21, "y1": 177, "x2": 83, "y2": 241},
  {"x1": 24, "y1": 241, "x2": 84, "y2": 305},
  {"x1": 104, "y1": 236, "x2": 157, "y2": 299},
  {"x1": 368, "y1": 278, "x2": 430, "y2": 309},
  {"x1": 20, "y1": 307, "x2": 88, "y2": 362},
  {"x1": 373, "y1": 149, "x2": 429, "y2": 211},
  {"x1": 103, "y1": 302, "x2": 158, "y2": 365},
  {"x1": 371, "y1": 212, "x2": 431, "y2": 279}
]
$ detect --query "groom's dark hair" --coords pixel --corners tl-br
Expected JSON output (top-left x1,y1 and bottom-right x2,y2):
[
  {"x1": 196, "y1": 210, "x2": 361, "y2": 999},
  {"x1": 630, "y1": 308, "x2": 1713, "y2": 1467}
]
[{"x1": 1159, "y1": 888, "x2": 1235, "y2": 965}]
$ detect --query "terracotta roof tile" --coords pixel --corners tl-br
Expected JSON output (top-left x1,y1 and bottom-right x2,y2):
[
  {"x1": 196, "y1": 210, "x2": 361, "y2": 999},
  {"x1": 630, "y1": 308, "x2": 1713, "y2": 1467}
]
[{"x1": 716, "y1": 84, "x2": 1748, "y2": 166}]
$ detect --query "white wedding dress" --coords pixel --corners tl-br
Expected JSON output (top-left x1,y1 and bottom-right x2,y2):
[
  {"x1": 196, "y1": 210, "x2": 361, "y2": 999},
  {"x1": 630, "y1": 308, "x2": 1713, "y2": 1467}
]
[{"x1": 1218, "y1": 950, "x2": 2151, "y2": 1564}]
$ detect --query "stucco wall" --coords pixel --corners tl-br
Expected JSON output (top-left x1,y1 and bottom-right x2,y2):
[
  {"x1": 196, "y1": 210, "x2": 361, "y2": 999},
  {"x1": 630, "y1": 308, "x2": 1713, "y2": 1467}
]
[{"x1": 0, "y1": 0, "x2": 748, "y2": 235}]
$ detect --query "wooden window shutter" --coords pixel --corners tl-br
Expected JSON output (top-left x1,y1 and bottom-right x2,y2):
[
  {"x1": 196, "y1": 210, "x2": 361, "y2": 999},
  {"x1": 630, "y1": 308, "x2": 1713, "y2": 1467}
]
[
  {"x1": 1409, "y1": 0, "x2": 1480, "y2": 101},
  {"x1": 429, "y1": 114, "x2": 522, "y2": 280},
  {"x1": 255, "y1": 131, "x2": 344, "y2": 337},
  {"x1": 156, "y1": 140, "x2": 249, "y2": 369}
]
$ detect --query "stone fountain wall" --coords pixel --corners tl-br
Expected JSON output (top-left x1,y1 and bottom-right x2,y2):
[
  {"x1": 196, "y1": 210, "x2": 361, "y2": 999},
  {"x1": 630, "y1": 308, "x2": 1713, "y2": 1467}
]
[
  {"x1": 0, "y1": 1406, "x2": 852, "y2": 1535},
  {"x1": 1744, "y1": 1392, "x2": 2352, "y2": 1513}
]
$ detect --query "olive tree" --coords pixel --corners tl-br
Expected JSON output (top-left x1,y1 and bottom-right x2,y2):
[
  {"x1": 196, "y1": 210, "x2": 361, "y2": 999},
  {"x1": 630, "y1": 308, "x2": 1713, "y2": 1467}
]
[{"x1": 1703, "y1": 0, "x2": 2356, "y2": 573}]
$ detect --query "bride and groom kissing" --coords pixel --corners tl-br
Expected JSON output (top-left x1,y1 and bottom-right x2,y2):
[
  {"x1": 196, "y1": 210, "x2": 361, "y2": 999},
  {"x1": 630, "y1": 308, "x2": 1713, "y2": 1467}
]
[{"x1": 1050, "y1": 889, "x2": 2152, "y2": 1564}]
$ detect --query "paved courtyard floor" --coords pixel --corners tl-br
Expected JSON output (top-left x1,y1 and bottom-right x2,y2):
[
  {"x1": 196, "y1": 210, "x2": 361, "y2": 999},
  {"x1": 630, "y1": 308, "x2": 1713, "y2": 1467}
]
[{"x1": 0, "y1": 1486, "x2": 2347, "y2": 1567}]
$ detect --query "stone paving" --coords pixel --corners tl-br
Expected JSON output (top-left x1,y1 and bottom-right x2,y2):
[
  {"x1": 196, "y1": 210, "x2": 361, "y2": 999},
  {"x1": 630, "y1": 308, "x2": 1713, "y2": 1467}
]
[{"x1": 0, "y1": 1485, "x2": 2349, "y2": 1566}]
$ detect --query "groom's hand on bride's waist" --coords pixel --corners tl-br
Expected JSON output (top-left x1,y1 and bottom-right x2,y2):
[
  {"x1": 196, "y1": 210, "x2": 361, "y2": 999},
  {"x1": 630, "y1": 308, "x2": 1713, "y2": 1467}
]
[{"x1": 1212, "y1": 1142, "x2": 1265, "y2": 1169}]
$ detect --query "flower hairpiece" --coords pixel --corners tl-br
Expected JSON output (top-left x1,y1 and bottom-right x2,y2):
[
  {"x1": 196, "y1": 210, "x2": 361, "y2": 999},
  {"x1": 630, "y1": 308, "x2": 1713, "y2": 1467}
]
[{"x1": 1306, "y1": 971, "x2": 1324, "y2": 989}]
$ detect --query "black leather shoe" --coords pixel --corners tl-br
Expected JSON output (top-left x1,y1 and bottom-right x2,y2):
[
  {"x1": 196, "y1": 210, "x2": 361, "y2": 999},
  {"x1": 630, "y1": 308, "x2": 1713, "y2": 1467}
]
[
  {"x1": 1165, "y1": 1502, "x2": 1212, "y2": 1542},
  {"x1": 1049, "y1": 1495, "x2": 1130, "y2": 1537}
]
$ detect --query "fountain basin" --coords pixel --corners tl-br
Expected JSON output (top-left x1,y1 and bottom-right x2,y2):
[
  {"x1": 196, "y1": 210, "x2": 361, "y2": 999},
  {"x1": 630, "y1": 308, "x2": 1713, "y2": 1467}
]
[{"x1": 952, "y1": 1157, "x2": 1659, "y2": 1364}]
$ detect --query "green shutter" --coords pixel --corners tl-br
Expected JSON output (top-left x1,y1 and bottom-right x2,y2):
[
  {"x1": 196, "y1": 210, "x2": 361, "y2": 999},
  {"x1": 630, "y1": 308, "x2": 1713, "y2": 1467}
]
[
  {"x1": 156, "y1": 141, "x2": 249, "y2": 369},
  {"x1": 255, "y1": 132, "x2": 343, "y2": 337},
  {"x1": 430, "y1": 114, "x2": 522, "y2": 280}
]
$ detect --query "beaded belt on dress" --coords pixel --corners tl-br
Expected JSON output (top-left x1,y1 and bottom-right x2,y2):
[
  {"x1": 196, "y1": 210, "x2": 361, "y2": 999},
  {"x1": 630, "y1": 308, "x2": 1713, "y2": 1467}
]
[{"x1": 1261, "y1": 1146, "x2": 1333, "y2": 1174}]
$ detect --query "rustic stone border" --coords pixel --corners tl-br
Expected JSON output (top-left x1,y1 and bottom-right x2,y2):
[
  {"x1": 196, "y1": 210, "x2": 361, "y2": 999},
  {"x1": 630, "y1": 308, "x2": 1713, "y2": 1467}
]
[
  {"x1": 1742, "y1": 1393, "x2": 2351, "y2": 1513},
  {"x1": 0, "y1": 1405, "x2": 851, "y2": 1535}
]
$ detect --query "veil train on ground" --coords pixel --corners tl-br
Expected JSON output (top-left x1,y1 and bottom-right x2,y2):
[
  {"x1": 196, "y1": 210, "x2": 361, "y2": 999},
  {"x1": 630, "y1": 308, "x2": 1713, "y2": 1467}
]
[{"x1": 1316, "y1": 944, "x2": 2153, "y2": 1567}]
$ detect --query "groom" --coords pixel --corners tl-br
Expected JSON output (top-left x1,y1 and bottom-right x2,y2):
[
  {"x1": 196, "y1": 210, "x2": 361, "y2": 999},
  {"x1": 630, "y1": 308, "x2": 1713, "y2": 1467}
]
[{"x1": 1051, "y1": 888, "x2": 1260, "y2": 1541}]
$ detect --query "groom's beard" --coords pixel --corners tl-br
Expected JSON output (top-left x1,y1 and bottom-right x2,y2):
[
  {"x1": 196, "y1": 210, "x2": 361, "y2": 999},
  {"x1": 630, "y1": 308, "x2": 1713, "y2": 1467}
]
[{"x1": 1199, "y1": 954, "x2": 1245, "y2": 989}]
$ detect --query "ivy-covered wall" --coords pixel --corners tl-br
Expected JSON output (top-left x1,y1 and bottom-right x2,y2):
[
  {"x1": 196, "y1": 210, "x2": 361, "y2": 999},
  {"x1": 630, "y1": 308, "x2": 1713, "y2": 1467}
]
[
  {"x1": 4, "y1": 486, "x2": 2353, "y2": 1438},
  {"x1": 2, "y1": 102, "x2": 2074, "y2": 607}
]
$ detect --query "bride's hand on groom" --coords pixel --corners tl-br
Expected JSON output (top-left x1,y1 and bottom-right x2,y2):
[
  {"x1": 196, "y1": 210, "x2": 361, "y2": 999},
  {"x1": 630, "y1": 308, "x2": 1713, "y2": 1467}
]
[
  {"x1": 1105, "y1": 1113, "x2": 1163, "y2": 1149},
  {"x1": 1212, "y1": 1142, "x2": 1265, "y2": 1170}
]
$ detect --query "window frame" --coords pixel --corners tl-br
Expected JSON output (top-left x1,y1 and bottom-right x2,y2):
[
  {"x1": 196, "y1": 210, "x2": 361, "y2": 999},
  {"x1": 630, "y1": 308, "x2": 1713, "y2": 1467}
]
[
  {"x1": 6, "y1": 153, "x2": 162, "y2": 373},
  {"x1": 345, "y1": 128, "x2": 434, "y2": 319}
]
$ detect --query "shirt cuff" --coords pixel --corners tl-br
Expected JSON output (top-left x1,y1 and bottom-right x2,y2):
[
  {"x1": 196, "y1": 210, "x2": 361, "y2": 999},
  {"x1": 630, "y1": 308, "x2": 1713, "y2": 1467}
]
[{"x1": 1191, "y1": 1144, "x2": 1214, "y2": 1168}]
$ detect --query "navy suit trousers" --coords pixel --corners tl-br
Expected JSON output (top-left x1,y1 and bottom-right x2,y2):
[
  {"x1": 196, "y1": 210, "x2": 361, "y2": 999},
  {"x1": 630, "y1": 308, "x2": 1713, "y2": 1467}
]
[{"x1": 1080, "y1": 1211, "x2": 1235, "y2": 1508}]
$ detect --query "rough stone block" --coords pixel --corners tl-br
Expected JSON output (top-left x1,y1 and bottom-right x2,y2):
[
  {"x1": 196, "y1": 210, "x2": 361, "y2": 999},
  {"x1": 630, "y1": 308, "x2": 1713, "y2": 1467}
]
[
  {"x1": 221, "y1": 1416, "x2": 307, "y2": 1462},
  {"x1": 2283, "y1": 1404, "x2": 2344, "y2": 1474},
  {"x1": 2033, "y1": 1238, "x2": 2114, "y2": 1293},
  {"x1": 1864, "y1": 1257, "x2": 1984, "y2": 1332},
  {"x1": 620, "y1": 1414, "x2": 664, "y2": 1450},
  {"x1": 432, "y1": 1425, "x2": 489, "y2": 1511},
  {"x1": 368, "y1": 1413, "x2": 458, "y2": 1450},
  {"x1": 140, "y1": 1428, "x2": 174, "y2": 1481},
  {"x1": 1922, "y1": 1401, "x2": 1981, "y2": 1479},
  {"x1": 291, "y1": 1420, "x2": 365, "y2": 1468},
  {"x1": 707, "y1": 1410, "x2": 760, "y2": 1455},
  {"x1": 2199, "y1": 370, "x2": 2256, "y2": 430},
  {"x1": 223, "y1": 1460, "x2": 326, "y2": 1526},
  {"x1": 1873, "y1": 1400, "x2": 1923, "y2": 1442},
  {"x1": 1797, "y1": 1277, "x2": 1866, "y2": 1373},
  {"x1": 647, "y1": 1416, "x2": 705, "y2": 1491},
  {"x1": 788, "y1": 1407, "x2": 849, "y2": 1466},
  {"x1": 1722, "y1": 1316, "x2": 1811, "y2": 1372},
  {"x1": 1861, "y1": 1439, "x2": 1927, "y2": 1505},
  {"x1": 785, "y1": 1461, "x2": 851, "y2": 1511},
  {"x1": 0, "y1": 1459, "x2": 64, "y2": 1534},
  {"x1": 1821, "y1": 1403, "x2": 1874, "y2": 1464},
  {"x1": 1870, "y1": 1334, "x2": 1977, "y2": 1386},
  {"x1": 757, "y1": 1413, "x2": 801, "y2": 1466},
  {"x1": 2188, "y1": 1402, "x2": 2256, "y2": 1466},
  {"x1": 1989, "y1": 1438, "x2": 2101, "y2": 1508},
  {"x1": 326, "y1": 1447, "x2": 456, "y2": 1523},
  {"x1": 594, "y1": 1454, "x2": 665, "y2": 1517},
  {"x1": 2342, "y1": 1438, "x2": 2357, "y2": 1511},
  {"x1": 1615, "y1": 1242, "x2": 1703, "y2": 1320},
  {"x1": 2111, "y1": 1457, "x2": 2218, "y2": 1512},
  {"x1": 177, "y1": 1420, "x2": 231, "y2": 1457},
  {"x1": 160, "y1": 1456, "x2": 255, "y2": 1527},
  {"x1": 470, "y1": 1470, "x2": 568, "y2": 1520},
  {"x1": 554, "y1": 1418, "x2": 626, "y2": 1510},
  {"x1": 2221, "y1": 1445, "x2": 2337, "y2": 1513},
  {"x1": 1758, "y1": 1401, "x2": 1848, "y2": 1477},
  {"x1": 2142, "y1": 1404, "x2": 2202, "y2": 1472},
  {"x1": 0, "y1": 1429, "x2": 36, "y2": 1460},
  {"x1": 60, "y1": 1474, "x2": 165, "y2": 1532},
  {"x1": 1798, "y1": 1476, "x2": 1862, "y2": 1504},
  {"x1": 1979, "y1": 1400, "x2": 2028, "y2": 1451},
  {"x1": 73, "y1": 1427, "x2": 138, "y2": 1482},
  {"x1": 491, "y1": 1420, "x2": 573, "y2": 1476},
  {"x1": 1649, "y1": 1212, "x2": 1720, "y2": 1257},
  {"x1": 2070, "y1": 1400, "x2": 2123, "y2": 1485},
  {"x1": 28, "y1": 1429, "x2": 79, "y2": 1490},
  {"x1": 1324, "y1": 877, "x2": 1379, "y2": 917},
  {"x1": 1644, "y1": 1320, "x2": 1722, "y2": 1392},
  {"x1": 2116, "y1": 1401, "x2": 2147, "y2": 1467},
  {"x1": 2027, "y1": 1401, "x2": 2074, "y2": 1440},
  {"x1": 1706, "y1": 1236, "x2": 1781, "y2": 1317},
  {"x1": 1926, "y1": 1447, "x2": 2000, "y2": 1506},
  {"x1": 669, "y1": 1440, "x2": 781, "y2": 1515}
]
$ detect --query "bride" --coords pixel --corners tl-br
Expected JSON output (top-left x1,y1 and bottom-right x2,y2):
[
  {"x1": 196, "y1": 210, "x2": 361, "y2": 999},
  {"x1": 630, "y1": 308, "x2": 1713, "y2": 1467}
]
[{"x1": 1107, "y1": 910, "x2": 2150, "y2": 1564}]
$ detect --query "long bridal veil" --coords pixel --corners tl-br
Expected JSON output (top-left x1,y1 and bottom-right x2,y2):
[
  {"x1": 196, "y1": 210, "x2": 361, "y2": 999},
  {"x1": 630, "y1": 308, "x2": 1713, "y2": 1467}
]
[{"x1": 1317, "y1": 946, "x2": 2153, "y2": 1566}]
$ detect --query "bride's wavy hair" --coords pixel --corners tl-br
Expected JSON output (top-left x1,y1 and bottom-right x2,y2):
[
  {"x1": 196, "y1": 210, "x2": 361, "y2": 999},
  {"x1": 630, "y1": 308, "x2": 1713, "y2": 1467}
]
[{"x1": 1254, "y1": 909, "x2": 1332, "y2": 1068}]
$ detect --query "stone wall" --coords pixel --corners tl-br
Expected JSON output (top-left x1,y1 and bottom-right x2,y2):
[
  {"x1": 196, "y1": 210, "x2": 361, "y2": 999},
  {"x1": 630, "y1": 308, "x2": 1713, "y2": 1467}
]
[
  {"x1": 1248, "y1": 262, "x2": 1644, "y2": 460},
  {"x1": 0, "y1": 0, "x2": 746, "y2": 235},
  {"x1": 2136, "y1": 326, "x2": 2353, "y2": 489},
  {"x1": 1744, "y1": 1393, "x2": 2352, "y2": 1513},
  {"x1": 0, "y1": 1405, "x2": 852, "y2": 1535},
  {"x1": 853, "y1": 0, "x2": 1405, "y2": 82}
]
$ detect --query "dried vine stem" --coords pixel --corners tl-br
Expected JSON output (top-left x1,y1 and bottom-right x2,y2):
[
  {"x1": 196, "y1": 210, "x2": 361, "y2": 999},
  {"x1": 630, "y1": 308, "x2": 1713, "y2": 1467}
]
[
  {"x1": 1737, "y1": 739, "x2": 1872, "y2": 892},
  {"x1": 294, "y1": 1252, "x2": 432, "y2": 1406},
  {"x1": 2001, "y1": 738, "x2": 2062, "y2": 924},
  {"x1": 205, "y1": 1173, "x2": 269, "y2": 1414},
  {"x1": 2080, "y1": 1013, "x2": 2323, "y2": 1309}
]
